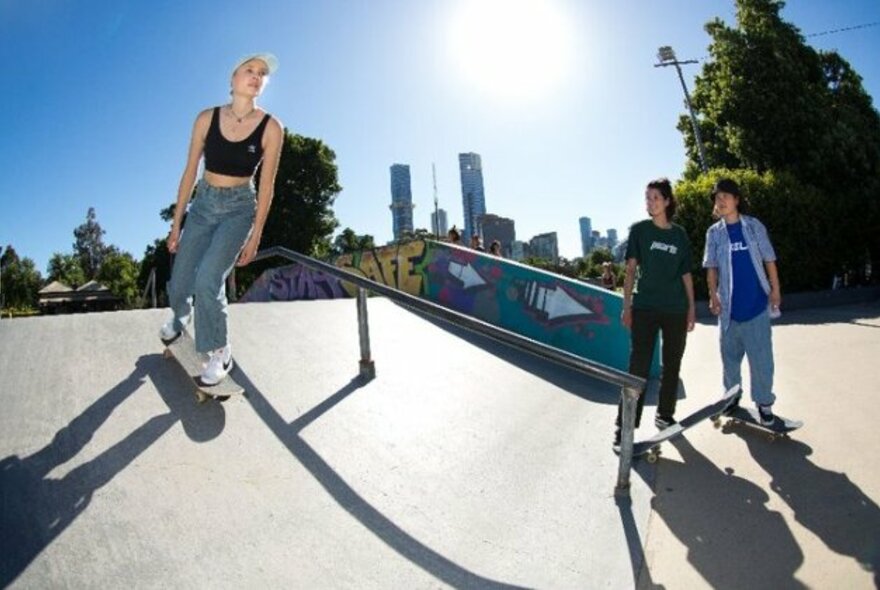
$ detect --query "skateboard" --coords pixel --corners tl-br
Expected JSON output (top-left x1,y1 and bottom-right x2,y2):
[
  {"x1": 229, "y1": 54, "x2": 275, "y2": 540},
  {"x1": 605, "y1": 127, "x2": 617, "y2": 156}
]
[
  {"x1": 723, "y1": 406, "x2": 803, "y2": 441},
  {"x1": 632, "y1": 385, "x2": 741, "y2": 463},
  {"x1": 161, "y1": 331, "x2": 244, "y2": 403}
]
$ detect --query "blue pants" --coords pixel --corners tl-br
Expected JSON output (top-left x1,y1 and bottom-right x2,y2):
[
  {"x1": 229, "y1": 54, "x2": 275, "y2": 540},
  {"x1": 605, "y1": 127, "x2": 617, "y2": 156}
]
[
  {"x1": 720, "y1": 309, "x2": 776, "y2": 407},
  {"x1": 167, "y1": 179, "x2": 255, "y2": 353}
]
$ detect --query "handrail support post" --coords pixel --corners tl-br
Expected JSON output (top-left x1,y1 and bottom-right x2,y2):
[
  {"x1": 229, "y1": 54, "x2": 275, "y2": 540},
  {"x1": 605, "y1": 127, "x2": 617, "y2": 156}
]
[
  {"x1": 615, "y1": 383, "x2": 641, "y2": 495},
  {"x1": 356, "y1": 287, "x2": 376, "y2": 380}
]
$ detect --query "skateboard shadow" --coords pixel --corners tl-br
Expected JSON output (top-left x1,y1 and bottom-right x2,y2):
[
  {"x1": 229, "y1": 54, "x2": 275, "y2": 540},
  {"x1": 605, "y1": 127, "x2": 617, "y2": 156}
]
[
  {"x1": 0, "y1": 354, "x2": 183, "y2": 588},
  {"x1": 732, "y1": 427, "x2": 880, "y2": 585},
  {"x1": 643, "y1": 436, "x2": 806, "y2": 589},
  {"x1": 234, "y1": 365, "x2": 528, "y2": 589}
]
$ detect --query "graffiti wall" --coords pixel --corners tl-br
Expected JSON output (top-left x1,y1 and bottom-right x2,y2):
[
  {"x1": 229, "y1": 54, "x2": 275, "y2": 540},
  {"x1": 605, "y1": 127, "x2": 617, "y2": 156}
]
[{"x1": 242, "y1": 240, "x2": 636, "y2": 373}]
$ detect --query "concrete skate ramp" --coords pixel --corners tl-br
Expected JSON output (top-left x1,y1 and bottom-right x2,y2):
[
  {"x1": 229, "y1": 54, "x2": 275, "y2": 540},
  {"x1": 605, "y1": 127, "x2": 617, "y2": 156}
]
[{"x1": 0, "y1": 299, "x2": 654, "y2": 588}]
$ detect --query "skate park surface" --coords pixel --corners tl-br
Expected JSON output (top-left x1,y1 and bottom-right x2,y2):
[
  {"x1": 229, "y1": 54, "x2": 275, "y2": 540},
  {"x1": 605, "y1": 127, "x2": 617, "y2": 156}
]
[{"x1": 1, "y1": 297, "x2": 878, "y2": 588}]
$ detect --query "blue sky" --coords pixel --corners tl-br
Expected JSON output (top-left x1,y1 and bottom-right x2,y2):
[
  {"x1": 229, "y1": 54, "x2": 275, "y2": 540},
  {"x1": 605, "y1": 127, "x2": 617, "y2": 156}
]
[{"x1": 2, "y1": 0, "x2": 878, "y2": 274}]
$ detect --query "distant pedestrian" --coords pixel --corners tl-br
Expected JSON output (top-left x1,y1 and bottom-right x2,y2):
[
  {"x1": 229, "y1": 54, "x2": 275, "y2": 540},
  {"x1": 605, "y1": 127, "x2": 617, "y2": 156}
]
[
  {"x1": 614, "y1": 178, "x2": 696, "y2": 452},
  {"x1": 470, "y1": 235, "x2": 485, "y2": 252},
  {"x1": 703, "y1": 178, "x2": 782, "y2": 425},
  {"x1": 447, "y1": 226, "x2": 461, "y2": 244},
  {"x1": 601, "y1": 261, "x2": 616, "y2": 289},
  {"x1": 489, "y1": 240, "x2": 502, "y2": 256},
  {"x1": 160, "y1": 53, "x2": 284, "y2": 385}
]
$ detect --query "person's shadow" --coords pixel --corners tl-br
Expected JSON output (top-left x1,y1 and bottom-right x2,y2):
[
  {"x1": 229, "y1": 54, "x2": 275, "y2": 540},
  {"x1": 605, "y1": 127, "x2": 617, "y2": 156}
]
[
  {"x1": 0, "y1": 354, "x2": 221, "y2": 587},
  {"x1": 732, "y1": 425, "x2": 880, "y2": 586},
  {"x1": 643, "y1": 436, "x2": 806, "y2": 589}
]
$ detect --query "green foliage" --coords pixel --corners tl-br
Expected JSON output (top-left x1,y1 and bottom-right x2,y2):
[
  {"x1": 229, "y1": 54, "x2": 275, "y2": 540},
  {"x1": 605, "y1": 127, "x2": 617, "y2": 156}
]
[
  {"x1": 237, "y1": 131, "x2": 343, "y2": 291},
  {"x1": 675, "y1": 0, "x2": 880, "y2": 289},
  {"x1": 1, "y1": 246, "x2": 42, "y2": 310},
  {"x1": 73, "y1": 207, "x2": 112, "y2": 279},
  {"x1": 138, "y1": 238, "x2": 172, "y2": 307},
  {"x1": 47, "y1": 253, "x2": 87, "y2": 288},
  {"x1": 333, "y1": 228, "x2": 376, "y2": 256},
  {"x1": 97, "y1": 250, "x2": 140, "y2": 308},
  {"x1": 676, "y1": 168, "x2": 829, "y2": 297}
]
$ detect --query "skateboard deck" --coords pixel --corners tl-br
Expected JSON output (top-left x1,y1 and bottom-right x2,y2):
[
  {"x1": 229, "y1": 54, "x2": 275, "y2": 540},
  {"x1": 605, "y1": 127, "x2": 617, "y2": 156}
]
[
  {"x1": 632, "y1": 385, "x2": 741, "y2": 463},
  {"x1": 161, "y1": 331, "x2": 244, "y2": 403},
  {"x1": 723, "y1": 406, "x2": 803, "y2": 440}
]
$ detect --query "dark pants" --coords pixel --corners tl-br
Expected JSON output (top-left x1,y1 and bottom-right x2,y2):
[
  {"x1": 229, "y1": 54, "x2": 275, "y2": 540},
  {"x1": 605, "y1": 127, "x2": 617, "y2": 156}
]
[{"x1": 617, "y1": 308, "x2": 689, "y2": 428}]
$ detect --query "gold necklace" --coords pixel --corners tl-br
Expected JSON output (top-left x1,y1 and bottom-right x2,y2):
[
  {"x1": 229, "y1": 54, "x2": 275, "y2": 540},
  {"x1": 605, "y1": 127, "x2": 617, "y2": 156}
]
[{"x1": 227, "y1": 105, "x2": 255, "y2": 123}]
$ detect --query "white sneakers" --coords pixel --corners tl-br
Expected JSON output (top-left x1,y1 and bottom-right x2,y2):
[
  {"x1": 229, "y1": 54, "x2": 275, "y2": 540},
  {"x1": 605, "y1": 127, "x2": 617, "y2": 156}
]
[
  {"x1": 200, "y1": 344, "x2": 233, "y2": 386},
  {"x1": 159, "y1": 316, "x2": 191, "y2": 343},
  {"x1": 159, "y1": 319, "x2": 180, "y2": 342}
]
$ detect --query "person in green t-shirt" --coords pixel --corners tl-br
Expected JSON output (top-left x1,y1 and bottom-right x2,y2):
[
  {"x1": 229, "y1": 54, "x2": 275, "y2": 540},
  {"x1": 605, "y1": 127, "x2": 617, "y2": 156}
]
[{"x1": 614, "y1": 178, "x2": 696, "y2": 452}]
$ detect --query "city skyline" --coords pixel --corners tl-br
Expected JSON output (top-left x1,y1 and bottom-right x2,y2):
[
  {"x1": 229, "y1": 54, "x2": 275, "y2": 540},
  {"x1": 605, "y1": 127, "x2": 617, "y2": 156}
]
[{"x1": 3, "y1": 1, "x2": 878, "y2": 274}]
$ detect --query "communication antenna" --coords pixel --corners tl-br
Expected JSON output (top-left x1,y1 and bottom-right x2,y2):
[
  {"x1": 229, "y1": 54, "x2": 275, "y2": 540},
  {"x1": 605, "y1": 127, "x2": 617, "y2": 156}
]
[{"x1": 432, "y1": 163, "x2": 440, "y2": 237}]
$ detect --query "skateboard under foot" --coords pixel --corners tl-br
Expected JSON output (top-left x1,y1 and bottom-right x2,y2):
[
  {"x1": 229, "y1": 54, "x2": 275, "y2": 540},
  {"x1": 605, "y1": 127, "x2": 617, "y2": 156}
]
[
  {"x1": 632, "y1": 385, "x2": 741, "y2": 463},
  {"x1": 161, "y1": 331, "x2": 244, "y2": 403},
  {"x1": 723, "y1": 406, "x2": 803, "y2": 441}
]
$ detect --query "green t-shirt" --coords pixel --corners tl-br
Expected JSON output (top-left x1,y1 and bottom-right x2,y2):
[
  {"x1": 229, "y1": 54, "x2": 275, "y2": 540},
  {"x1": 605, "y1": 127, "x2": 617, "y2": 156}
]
[{"x1": 626, "y1": 219, "x2": 692, "y2": 313}]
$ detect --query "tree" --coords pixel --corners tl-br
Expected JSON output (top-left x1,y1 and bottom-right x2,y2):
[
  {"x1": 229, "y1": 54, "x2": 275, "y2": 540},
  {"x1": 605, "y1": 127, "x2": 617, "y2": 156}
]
[
  {"x1": 1, "y1": 246, "x2": 42, "y2": 311},
  {"x1": 97, "y1": 250, "x2": 140, "y2": 307},
  {"x1": 235, "y1": 131, "x2": 343, "y2": 294},
  {"x1": 333, "y1": 228, "x2": 375, "y2": 256},
  {"x1": 73, "y1": 207, "x2": 112, "y2": 279},
  {"x1": 138, "y1": 238, "x2": 172, "y2": 307},
  {"x1": 677, "y1": 0, "x2": 880, "y2": 285},
  {"x1": 47, "y1": 253, "x2": 87, "y2": 288},
  {"x1": 676, "y1": 168, "x2": 829, "y2": 296},
  {"x1": 260, "y1": 131, "x2": 342, "y2": 255}
]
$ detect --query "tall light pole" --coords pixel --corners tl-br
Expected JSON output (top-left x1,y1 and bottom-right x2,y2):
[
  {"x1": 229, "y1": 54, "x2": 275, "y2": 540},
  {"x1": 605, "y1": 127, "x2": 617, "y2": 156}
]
[{"x1": 655, "y1": 46, "x2": 709, "y2": 173}]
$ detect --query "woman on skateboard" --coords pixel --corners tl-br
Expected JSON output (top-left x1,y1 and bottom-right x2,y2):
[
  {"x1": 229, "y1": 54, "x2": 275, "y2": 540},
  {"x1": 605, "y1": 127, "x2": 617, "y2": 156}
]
[
  {"x1": 703, "y1": 178, "x2": 781, "y2": 425},
  {"x1": 159, "y1": 53, "x2": 284, "y2": 385},
  {"x1": 614, "y1": 178, "x2": 696, "y2": 451}
]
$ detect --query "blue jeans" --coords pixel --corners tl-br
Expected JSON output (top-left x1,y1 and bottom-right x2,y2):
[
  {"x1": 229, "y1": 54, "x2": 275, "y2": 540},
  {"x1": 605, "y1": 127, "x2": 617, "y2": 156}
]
[
  {"x1": 167, "y1": 179, "x2": 256, "y2": 353},
  {"x1": 720, "y1": 309, "x2": 776, "y2": 407}
]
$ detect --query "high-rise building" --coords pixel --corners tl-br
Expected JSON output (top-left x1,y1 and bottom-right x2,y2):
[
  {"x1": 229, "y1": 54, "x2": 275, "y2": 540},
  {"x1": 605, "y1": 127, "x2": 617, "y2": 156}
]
[
  {"x1": 607, "y1": 228, "x2": 618, "y2": 250},
  {"x1": 431, "y1": 208, "x2": 448, "y2": 237},
  {"x1": 511, "y1": 240, "x2": 528, "y2": 261},
  {"x1": 530, "y1": 232, "x2": 559, "y2": 263},
  {"x1": 389, "y1": 164, "x2": 415, "y2": 240},
  {"x1": 459, "y1": 153, "x2": 486, "y2": 243},
  {"x1": 480, "y1": 213, "x2": 515, "y2": 256},
  {"x1": 579, "y1": 217, "x2": 593, "y2": 256}
]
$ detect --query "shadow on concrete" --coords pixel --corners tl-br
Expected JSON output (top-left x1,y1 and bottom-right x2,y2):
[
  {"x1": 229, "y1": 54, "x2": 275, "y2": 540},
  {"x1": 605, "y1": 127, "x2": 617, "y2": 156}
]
[
  {"x1": 728, "y1": 424, "x2": 880, "y2": 586},
  {"x1": 236, "y1": 367, "x2": 528, "y2": 589},
  {"x1": 616, "y1": 460, "x2": 664, "y2": 590},
  {"x1": 696, "y1": 300, "x2": 880, "y2": 328},
  {"x1": 0, "y1": 354, "x2": 206, "y2": 587},
  {"x1": 646, "y1": 436, "x2": 806, "y2": 589}
]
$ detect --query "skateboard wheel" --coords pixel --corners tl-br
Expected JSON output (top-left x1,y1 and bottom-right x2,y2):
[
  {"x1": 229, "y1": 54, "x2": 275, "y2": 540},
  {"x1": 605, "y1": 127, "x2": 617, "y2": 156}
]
[
  {"x1": 196, "y1": 391, "x2": 208, "y2": 404},
  {"x1": 712, "y1": 417, "x2": 721, "y2": 429},
  {"x1": 646, "y1": 452, "x2": 659, "y2": 464}
]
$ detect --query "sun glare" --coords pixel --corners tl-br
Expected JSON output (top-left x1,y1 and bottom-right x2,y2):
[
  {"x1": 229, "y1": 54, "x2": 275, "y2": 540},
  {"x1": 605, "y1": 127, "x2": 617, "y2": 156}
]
[{"x1": 448, "y1": 0, "x2": 575, "y2": 104}]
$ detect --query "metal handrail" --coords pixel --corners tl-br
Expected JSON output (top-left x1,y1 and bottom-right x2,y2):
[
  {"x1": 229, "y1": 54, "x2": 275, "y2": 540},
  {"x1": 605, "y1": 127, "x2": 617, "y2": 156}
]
[
  {"x1": 251, "y1": 246, "x2": 645, "y2": 493},
  {"x1": 253, "y1": 246, "x2": 643, "y2": 389}
]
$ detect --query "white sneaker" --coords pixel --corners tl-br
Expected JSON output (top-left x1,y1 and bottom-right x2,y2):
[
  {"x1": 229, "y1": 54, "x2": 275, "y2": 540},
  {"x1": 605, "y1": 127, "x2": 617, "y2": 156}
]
[
  {"x1": 159, "y1": 319, "x2": 180, "y2": 342},
  {"x1": 200, "y1": 345, "x2": 233, "y2": 386},
  {"x1": 159, "y1": 316, "x2": 191, "y2": 343}
]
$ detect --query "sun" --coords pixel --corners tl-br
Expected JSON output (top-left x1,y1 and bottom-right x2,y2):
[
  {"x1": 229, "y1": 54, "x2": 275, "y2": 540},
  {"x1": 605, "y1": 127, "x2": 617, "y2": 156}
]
[{"x1": 447, "y1": 0, "x2": 576, "y2": 104}]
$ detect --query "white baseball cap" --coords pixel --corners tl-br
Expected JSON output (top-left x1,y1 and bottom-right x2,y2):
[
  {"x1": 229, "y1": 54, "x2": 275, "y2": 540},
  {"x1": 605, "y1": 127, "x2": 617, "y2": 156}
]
[{"x1": 232, "y1": 53, "x2": 279, "y2": 75}]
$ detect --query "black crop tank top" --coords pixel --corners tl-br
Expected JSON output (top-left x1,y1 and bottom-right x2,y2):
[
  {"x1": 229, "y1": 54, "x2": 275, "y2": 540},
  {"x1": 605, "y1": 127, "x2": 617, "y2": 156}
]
[{"x1": 203, "y1": 107, "x2": 272, "y2": 177}]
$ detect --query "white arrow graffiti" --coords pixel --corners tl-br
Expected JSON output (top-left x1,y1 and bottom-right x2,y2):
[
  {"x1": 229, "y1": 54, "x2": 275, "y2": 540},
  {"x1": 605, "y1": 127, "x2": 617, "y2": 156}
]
[
  {"x1": 448, "y1": 261, "x2": 487, "y2": 289},
  {"x1": 525, "y1": 282, "x2": 594, "y2": 321}
]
